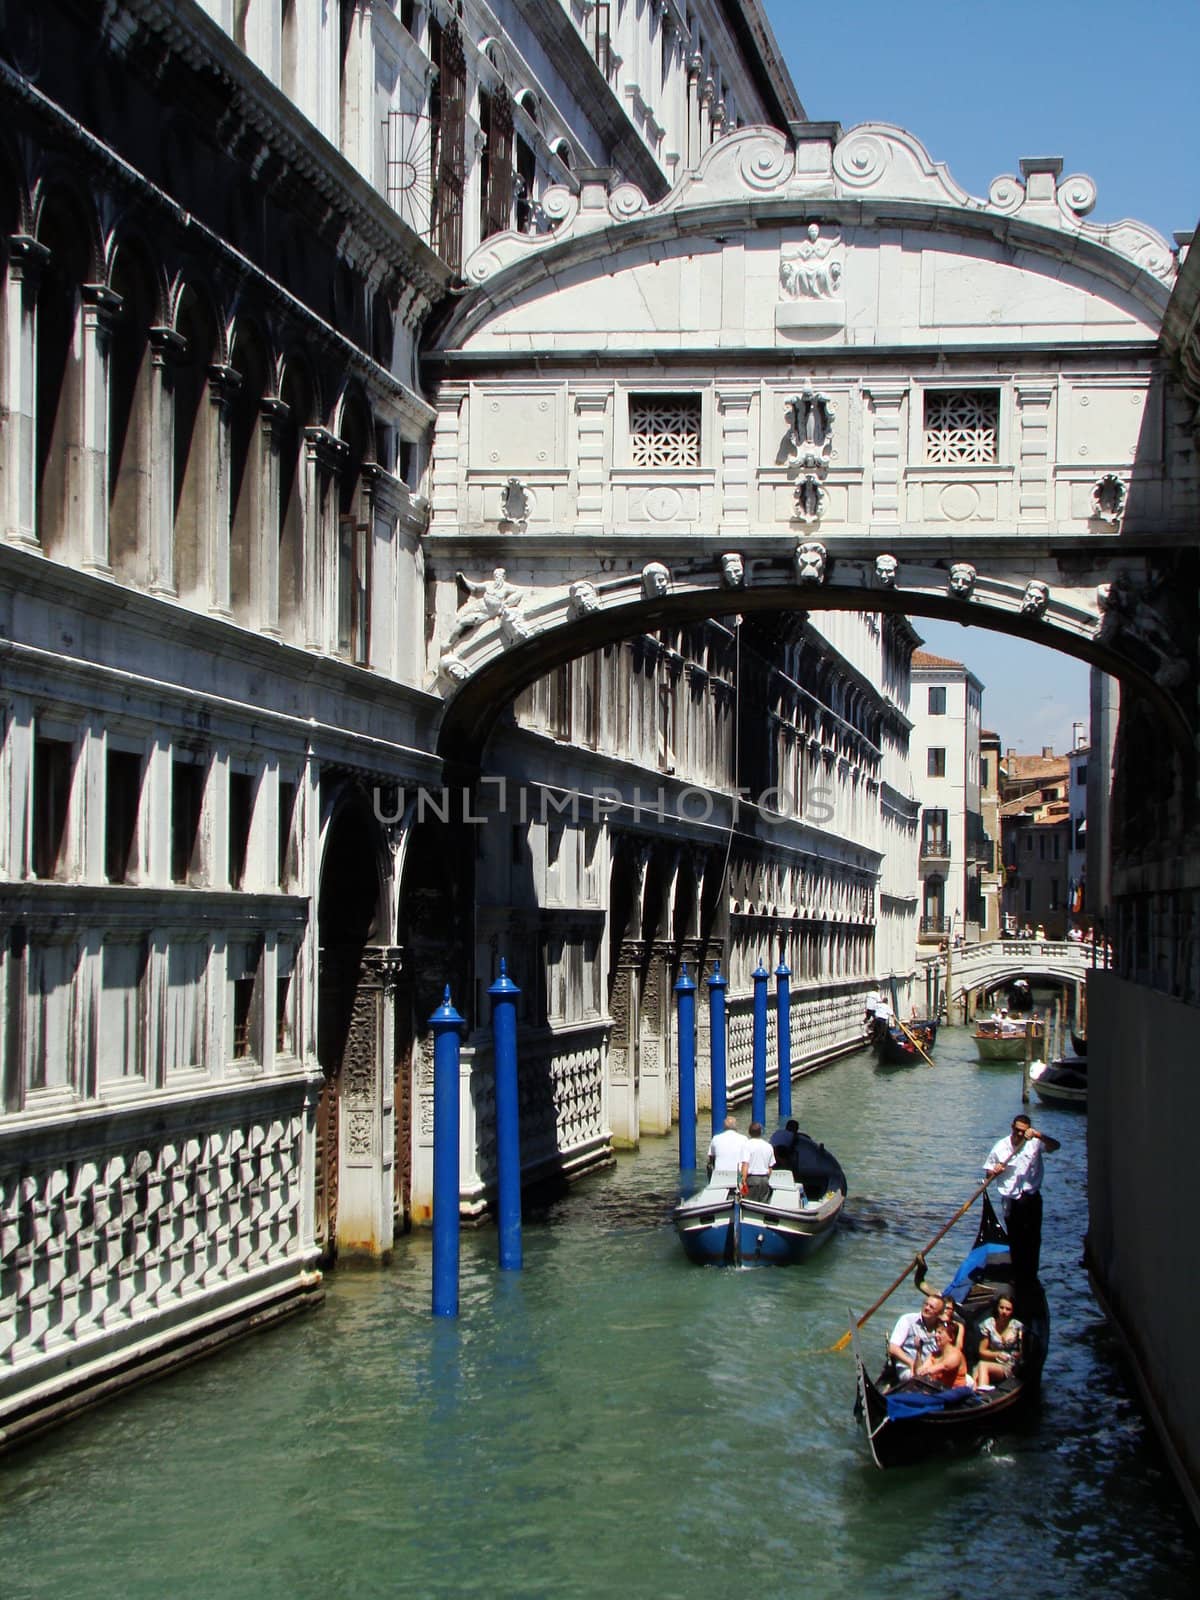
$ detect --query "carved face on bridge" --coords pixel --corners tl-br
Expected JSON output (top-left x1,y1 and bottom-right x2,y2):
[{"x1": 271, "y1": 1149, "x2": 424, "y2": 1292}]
[
  {"x1": 794, "y1": 541, "x2": 827, "y2": 585},
  {"x1": 720, "y1": 552, "x2": 745, "y2": 588},
  {"x1": 642, "y1": 561, "x2": 670, "y2": 599},
  {"x1": 1021, "y1": 580, "x2": 1050, "y2": 617},
  {"x1": 569, "y1": 580, "x2": 599, "y2": 617},
  {"x1": 948, "y1": 562, "x2": 976, "y2": 598},
  {"x1": 874, "y1": 553, "x2": 898, "y2": 587}
]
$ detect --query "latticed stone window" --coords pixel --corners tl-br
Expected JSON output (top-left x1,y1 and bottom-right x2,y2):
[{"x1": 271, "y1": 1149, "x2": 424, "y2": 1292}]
[
  {"x1": 924, "y1": 389, "x2": 1000, "y2": 464},
  {"x1": 629, "y1": 394, "x2": 701, "y2": 467}
]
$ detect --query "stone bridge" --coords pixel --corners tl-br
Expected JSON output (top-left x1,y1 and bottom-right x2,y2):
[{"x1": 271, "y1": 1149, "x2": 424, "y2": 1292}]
[
  {"x1": 421, "y1": 121, "x2": 1197, "y2": 769},
  {"x1": 918, "y1": 938, "x2": 1098, "y2": 1018}
]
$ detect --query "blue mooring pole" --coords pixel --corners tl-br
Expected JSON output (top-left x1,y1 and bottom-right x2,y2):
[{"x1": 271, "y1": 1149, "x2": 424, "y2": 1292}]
[
  {"x1": 776, "y1": 959, "x2": 792, "y2": 1121},
  {"x1": 430, "y1": 986, "x2": 464, "y2": 1317},
  {"x1": 489, "y1": 959, "x2": 523, "y2": 1271},
  {"x1": 708, "y1": 962, "x2": 728, "y2": 1135},
  {"x1": 675, "y1": 964, "x2": 697, "y2": 1172},
  {"x1": 752, "y1": 959, "x2": 769, "y2": 1127}
]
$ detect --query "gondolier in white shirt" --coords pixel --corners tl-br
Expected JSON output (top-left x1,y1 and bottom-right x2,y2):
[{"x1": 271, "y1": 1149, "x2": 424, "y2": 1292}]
[
  {"x1": 984, "y1": 1114, "x2": 1061, "y2": 1284},
  {"x1": 706, "y1": 1116, "x2": 748, "y2": 1179}
]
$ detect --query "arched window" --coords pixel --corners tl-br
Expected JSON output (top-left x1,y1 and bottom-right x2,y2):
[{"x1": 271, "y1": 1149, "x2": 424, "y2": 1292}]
[
  {"x1": 172, "y1": 285, "x2": 219, "y2": 606},
  {"x1": 108, "y1": 241, "x2": 156, "y2": 586}
]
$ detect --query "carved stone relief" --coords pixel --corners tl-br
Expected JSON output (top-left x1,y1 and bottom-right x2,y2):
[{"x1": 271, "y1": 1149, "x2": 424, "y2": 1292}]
[
  {"x1": 779, "y1": 225, "x2": 844, "y2": 301},
  {"x1": 794, "y1": 541, "x2": 828, "y2": 584},
  {"x1": 948, "y1": 562, "x2": 977, "y2": 598}
]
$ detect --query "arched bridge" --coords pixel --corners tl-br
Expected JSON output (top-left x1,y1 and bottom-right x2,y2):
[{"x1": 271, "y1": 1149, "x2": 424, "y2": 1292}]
[{"x1": 919, "y1": 938, "x2": 1100, "y2": 1014}]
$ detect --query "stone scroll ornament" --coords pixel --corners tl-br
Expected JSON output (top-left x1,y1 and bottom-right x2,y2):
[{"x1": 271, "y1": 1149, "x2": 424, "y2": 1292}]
[
  {"x1": 785, "y1": 388, "x2": 835, "y2": 472},
  {"x1": 794, "y1": 541, "x2": 828, "y2": 585},
  {"x1": 500, "y1": 476, "x2": 531, "y2": 531},
  {"x1": 1090, "y1": 474, "x2": 1127, "y2": 526},
  {"x1": 1094, "y1": 574, "x2": 1189, "y2": 689}
]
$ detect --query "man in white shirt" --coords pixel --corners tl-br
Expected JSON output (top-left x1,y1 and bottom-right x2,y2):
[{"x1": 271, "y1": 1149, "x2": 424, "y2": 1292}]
[
  {"x1": 742, "y1": 1121, "x2": 776, "y2": 1201},
  {"x1": 887, "y1": 1295, "x2": 945, "y2": 1382},
  {"x1": 706, "y1": 1116, "x2": 747, "y2": 1180},
  {"x1": 984, "y1": 1114, "x2": 1061, "y2": 1283}
]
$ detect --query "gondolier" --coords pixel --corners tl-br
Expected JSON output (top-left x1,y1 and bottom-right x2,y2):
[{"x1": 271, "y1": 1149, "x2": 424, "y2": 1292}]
[{"x1": 983, "y1": 1114, "x2": 1061, "y2": 1283}]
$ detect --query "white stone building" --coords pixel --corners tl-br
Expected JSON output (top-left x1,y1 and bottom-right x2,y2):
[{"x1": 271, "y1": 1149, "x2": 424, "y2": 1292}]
[{"x1": 909, "y1": 649, "x2": 986, "y2": 946}]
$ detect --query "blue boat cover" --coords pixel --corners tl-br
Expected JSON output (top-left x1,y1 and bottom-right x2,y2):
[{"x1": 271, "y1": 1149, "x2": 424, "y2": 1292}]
[
  {"x1": 885, "y1": 1385, "x2": 979, "y2": 1420},
  {"x1": 941, "y1": 1242, "x2": 1010, "y2": 1306}
]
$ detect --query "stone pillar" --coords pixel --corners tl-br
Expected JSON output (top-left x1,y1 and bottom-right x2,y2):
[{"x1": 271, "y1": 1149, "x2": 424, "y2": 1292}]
[
  {"x1": 572, "y1": 387, "x2": 611, "y2": 530},
  {"x1": 78, "y1": 283, "x2": 124, "y2": 575},
  {"x1": 207, "y1": 363, "x2": 242, "y2": 617},
  {"x1": 864, "y1": 385, "x2": 906, "y2": 526},
  {"x1": 257, "y1": 396, "x2": 290, "y2": 636},
  {"x1": 302, "y1": 425, "x2": 348, "y2": 652},
  {"x1": 146, "y1": 326, "x2": 187, "y2": 596},
  {"x1": 607, "y1": 958, "x2": 639, "y2": 1147},
  {"x1": 428, "y1": 387, "x2": 464, "y2": 533},
  {"x1": 336, "y1": 945, "x2": 404, "y2": 1257},
  {"x1": 716, "y1": 388, "x2": 754, "y2": 532},
  {"x1": 1015, "y1": 382, "x2": 1055, "y2": 524},
  {"x1": 3, "y1": 236, "x2": 48, "y2": 547}
]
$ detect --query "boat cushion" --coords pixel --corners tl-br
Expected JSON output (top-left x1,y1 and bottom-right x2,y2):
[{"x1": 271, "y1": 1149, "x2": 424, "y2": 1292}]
[{"x1": 884, "y1": 1385, "x2": 980, "y2": 1420}]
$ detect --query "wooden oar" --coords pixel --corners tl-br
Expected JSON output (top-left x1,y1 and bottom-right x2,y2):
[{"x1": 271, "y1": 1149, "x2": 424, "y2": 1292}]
[
  {"x1": 827, "y1": 1162, "x2": 1012, "y2": 1353},
  {"x1": 896, "y1": 1015, "x2": 935, "y2": 1068}
]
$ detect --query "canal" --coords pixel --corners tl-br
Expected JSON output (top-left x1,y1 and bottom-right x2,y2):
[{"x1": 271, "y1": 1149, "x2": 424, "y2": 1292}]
[{"x1": 2, "y1": 1026, "x2": 1197, "y2": 1599}]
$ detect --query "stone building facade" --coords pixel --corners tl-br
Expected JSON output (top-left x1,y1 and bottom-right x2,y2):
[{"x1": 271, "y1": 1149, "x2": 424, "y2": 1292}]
[{"x1": 908, "y1": 650, "x2": 986, "y2": 945}]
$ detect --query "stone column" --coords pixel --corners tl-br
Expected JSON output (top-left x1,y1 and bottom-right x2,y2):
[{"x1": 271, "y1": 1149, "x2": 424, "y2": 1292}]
[
  {"x1": 864, "y1": 384, "x2": 907, "y2": 526},
  {"x1": 78, "y1": 283, "x2": 124, "y2": 575},
  {"x1": 146, "y1": 326, "x2": 187, "y2": 596},
  {"x1": 302, "y1": 425, "x2": 348, "y2": 652},
  {"x1": 716, "y1": 387, "x2": 754, "y2": 532},
  {"x1": 3, "y1": 236, "x2": 48, "y2": 547},
  {"x1": 207, "y1": 363, "x2": 242, "y2": 617},
  {"x1": 257, "y1": 396, "x2": 290, "y2": 636},
  {"x1": 607, "y1": 958, "x2": 640, "y2": 1148},
  {"x1": 336, "y1": 946, "x2": 404, "y2": 1257},
  {"x1": 1015, "y1": 382, "x2": 1055, "y2": 524}
]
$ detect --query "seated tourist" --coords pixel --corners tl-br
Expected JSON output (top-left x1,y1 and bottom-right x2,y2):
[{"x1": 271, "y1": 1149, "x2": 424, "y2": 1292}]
[
  {"x1": 940, "y1": 1295, "x2": 966, "y2": 1352},
  {"x1": 972, "y1": 1293, "x2": 1024, "y2": 1389},
  {"x1": 887, "y1": 1295, "x2": 944, "y2": 1382},
  {"x1": 914, "y1": 1323, "x2": 970, "y2": 1388}
]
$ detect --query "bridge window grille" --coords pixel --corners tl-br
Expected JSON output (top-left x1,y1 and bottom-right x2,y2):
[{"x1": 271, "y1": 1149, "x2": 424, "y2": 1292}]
[
  {"x1": 479, "y1": 85, "x2": 514, "y2": 241},
  {"x1": 429, "y1": 18, "x2": 466, "y2": 272},
  {"x1": 629, "y1": 395, "x2": 701, "y2": 467},
  {"x1": 924, "y1": 389, "x2": 999, "y2": 464}
]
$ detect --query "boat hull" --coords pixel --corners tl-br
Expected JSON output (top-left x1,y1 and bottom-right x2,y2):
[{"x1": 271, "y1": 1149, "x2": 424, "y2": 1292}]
[
  {"x1": 674, "y1": 1144, "x2": 847, "y2": 1267},
  {"x1": 737, "y1": 1195, "x2": 844, "y2": 1264},
  {"x1": 1031, "y1": 1060, "x2": 1087, "y2": 1107},
  {"x1": 974, "y1": 1035, "x2": 1030, "y2": 1062}
]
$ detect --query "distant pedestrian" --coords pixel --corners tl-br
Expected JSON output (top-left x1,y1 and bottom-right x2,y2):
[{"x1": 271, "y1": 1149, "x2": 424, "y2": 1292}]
[
  {"x1": 741, "y1": 1122, "x2": 776, "y2": 1201},
  {"x1": 984, "y1": 1114, "x2": 1061, "y2": 1284},
  {"x1": 706, "y1": 1115, "x2": 747, "y2": 1179}
]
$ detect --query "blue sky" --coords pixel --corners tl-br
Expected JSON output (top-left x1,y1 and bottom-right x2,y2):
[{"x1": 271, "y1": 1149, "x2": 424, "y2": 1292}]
[{"x1": 761, "y1": 0, "x2": 1197, "y2": 753}]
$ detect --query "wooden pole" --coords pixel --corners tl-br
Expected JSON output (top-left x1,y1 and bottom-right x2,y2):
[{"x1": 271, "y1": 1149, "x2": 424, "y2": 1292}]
[{"x1": 1022, "y1": 1010, "x2": 1033, "y2": 1104}]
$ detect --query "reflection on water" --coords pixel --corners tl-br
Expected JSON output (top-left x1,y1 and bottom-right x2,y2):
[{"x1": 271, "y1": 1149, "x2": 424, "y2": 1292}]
[{"x1": 2, "y1": 1030, "x2": 1197, "y2": 1600}]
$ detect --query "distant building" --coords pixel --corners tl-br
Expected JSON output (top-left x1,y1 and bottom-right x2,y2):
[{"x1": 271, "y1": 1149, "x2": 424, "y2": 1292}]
[
  {"x1": 1000, "y1": 747, "x2": 1073, "y2": 937},
  {"x1": 909, "y1": 651, "x2": 986, "y2": 946},
  {"x1": 979, "y1": 730, "x2": 1004, "y2": 941}
]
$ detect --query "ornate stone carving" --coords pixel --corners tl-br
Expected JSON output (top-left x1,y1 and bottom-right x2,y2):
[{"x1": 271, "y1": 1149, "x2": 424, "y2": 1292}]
[
  {"x1": 450, "y1": 567, "x2": 526, "y2": 642},
  {"x1": 1095, "y1": 574, "x2": 1190, "y2": 689},
  {"x1": 794, "y1": 541, "x2": 828, "y2": 585},
  {"x1": 948, "y1": 562, "x2": 977, "y2": 598},
  {"x1": 793, "y1": 475, "x2": 827, "y2": 524},
  {"x1": 568, "y1": 580, "x2": 600, "y2": 617},
  {"x1": 874, "y1": 553, "x2": 898, "y2": 587},
  {"x1": 720, "y1": 552, "x2": 745, "y2": 588},
  {"x1": 1020, "y1": 580, "x2": 1050, "y2": 618},
  {"x1": 1090, "y1": 473, "x2": 1127, "y2": 525},
  {"x1": 438, "y1": 651, "x2": 470, "y2": 685},
  {"x1": 779, "y1": 224, "x2": 843, "y2": 300},
  {"x1": 785, "y1": 388, "x2": 835, "y2": 471},
  {"x1": 500, "y1": 476, "x2": 531, "y2": 530},
  {"x1": 641, "y1": 561, "x2": 670, "y2": 598}
]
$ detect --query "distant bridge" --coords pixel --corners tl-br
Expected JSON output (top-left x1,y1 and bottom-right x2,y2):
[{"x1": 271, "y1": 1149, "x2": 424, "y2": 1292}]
[{"x1": 917, "y1": 939, "x2": 1102, "y2": 1019}]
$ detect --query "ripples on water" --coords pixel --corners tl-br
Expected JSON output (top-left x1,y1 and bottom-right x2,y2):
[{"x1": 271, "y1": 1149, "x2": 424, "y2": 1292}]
[{"x1": 2, "y1": 1029, "x2": 1198, "y2": 1599}]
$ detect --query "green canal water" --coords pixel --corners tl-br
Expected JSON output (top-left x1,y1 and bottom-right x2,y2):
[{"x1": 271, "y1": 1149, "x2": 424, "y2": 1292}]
[{"x1": 3, "y1": 1027, "x2": 1198, "y2": 1599}]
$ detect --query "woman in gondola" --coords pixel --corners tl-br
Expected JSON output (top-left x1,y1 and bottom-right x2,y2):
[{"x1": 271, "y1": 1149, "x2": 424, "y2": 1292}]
[
  {"x1": 973, "y1": 1293, "x2": 1023, "y2": 1390},
  {"x1": 940, "y1": 1295, "x2": 966, "y2": 1352}
]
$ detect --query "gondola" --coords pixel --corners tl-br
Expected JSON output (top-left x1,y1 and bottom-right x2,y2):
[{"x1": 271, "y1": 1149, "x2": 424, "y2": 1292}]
[
  {"x1": 851, "y1": 1192, "x2": 1050, "y2": 1468},
  {"x1": 1070, "y1": 1030, "x2": 1087, "y2": 1059},
  {"x1": 874, "y1": 1017, "x2": 937, "y2": 1066},
  {"x1": 1031, "y1": 1057, "x2": 1087, "y2": 1108},
  {"x1": 673, "y1": 1135, "x2": 847, "y2": 1266}
]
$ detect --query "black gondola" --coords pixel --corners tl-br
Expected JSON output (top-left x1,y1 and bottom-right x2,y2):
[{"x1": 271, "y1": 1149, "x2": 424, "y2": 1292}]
[
  {"x1": 873, "y1": 1017, "x2": 937, "y2": 1066},
  {"x1": 851, "y1": 1192, "x2": 1049, "y2": 1468},
  {"x1": 1070, "y1": 1030, "x2": 1087, "y2": 1058}
]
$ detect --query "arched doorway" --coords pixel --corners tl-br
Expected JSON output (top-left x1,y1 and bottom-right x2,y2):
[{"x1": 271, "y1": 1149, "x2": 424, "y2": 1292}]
[{"x1": 315, "y1": 779, "x2": 403, "y2": 1259}]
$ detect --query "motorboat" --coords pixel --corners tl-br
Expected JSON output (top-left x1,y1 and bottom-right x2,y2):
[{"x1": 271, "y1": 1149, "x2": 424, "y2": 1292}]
[
  {"x1": 974, "y1": 1014, "x2": 1043, "y2": 1062},
  {"x1": 851, "y1": 1192, "x2": 1050, "y2": 1468},
  {"x1": 673, "y1": 1135, "x2": 847, "y2": 1266}
]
